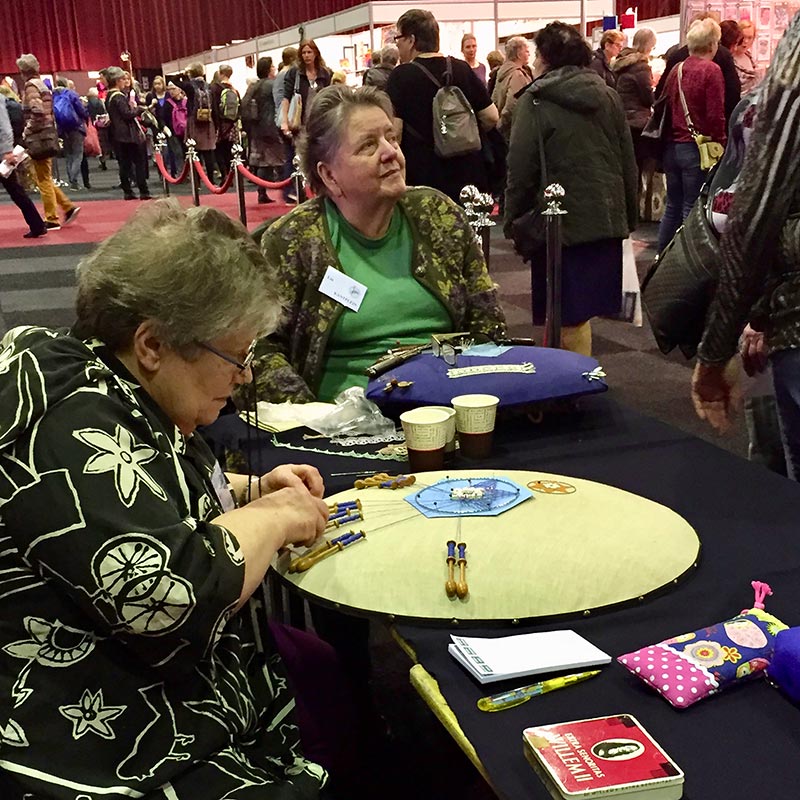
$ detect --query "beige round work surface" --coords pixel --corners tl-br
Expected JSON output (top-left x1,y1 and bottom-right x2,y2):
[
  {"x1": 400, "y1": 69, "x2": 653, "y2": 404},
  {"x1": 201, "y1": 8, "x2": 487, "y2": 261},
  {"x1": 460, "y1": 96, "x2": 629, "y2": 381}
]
[{"x1": 275, "y1": 470, "x2": 700, "y2": 624}]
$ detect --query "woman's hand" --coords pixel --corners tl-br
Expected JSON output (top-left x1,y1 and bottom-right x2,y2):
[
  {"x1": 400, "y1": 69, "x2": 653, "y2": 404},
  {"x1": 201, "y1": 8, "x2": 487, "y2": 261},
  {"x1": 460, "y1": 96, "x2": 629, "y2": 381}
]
[
  {"x1": 255, "y1": 464, "x2": 325, "y2": 499},
  {"x1": 248, "y1": 484, "x2": 328, "y2": 547},
  {"x1": 280, "y1": 122, "x2": 292, "y2": 137},
  {"x1": 691, "y1": 360, "x2": 741, "y2": 433},
  {"x1": 740, "y1": 324, "x2": 768, "y2": 377}
]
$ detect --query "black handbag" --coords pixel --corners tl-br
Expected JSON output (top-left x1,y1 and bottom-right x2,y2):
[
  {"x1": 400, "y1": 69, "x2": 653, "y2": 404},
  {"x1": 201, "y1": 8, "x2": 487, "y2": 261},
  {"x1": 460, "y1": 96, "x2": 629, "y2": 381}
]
[
  {"x1": 640, "y1": 184, "x2": 719, "y2": 358},
  {"x1": 509, "y1": 101, "x2": 548, "y2": 260}
]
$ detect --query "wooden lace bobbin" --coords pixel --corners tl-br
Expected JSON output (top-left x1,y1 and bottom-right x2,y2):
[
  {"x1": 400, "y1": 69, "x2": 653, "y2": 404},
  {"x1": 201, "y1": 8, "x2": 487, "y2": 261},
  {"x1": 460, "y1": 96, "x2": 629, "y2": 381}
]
[
  {"x1": 456, "y1": 542, "x2": 468, "y2": 599},
  {"x1": 446, "y1": 539, "x2": 457, "y2": 598}
]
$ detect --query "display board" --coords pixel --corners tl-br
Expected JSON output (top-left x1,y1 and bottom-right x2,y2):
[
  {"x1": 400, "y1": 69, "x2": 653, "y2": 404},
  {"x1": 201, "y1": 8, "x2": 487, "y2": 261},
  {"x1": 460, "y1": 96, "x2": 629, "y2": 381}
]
[{"x1": 681, "y1": 0, "x2": 798, "y2": 62}]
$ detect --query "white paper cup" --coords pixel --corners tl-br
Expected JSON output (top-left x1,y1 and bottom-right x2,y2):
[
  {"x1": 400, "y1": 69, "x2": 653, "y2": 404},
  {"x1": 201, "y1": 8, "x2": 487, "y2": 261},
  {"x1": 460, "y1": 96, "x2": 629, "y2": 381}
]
[
  {"x1": 400, "y1": 407, "x2": 450, "y2": 472},
  {"x1": 424, "y1": 406, "x2": 457, "y2": 453},
  {"x1": 451, "y1": 394, "x2": 500, "y2": 459}
]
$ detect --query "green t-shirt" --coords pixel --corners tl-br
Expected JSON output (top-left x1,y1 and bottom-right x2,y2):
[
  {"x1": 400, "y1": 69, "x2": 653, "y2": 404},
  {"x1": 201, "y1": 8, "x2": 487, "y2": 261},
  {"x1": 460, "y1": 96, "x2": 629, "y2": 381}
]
[{"x1": 317, "y1": 200, "x2": 451, "y2": 401}]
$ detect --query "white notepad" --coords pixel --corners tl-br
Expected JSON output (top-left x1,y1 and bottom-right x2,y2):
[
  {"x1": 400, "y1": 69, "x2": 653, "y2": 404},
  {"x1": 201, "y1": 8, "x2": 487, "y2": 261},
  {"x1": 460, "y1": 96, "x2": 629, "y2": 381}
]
[{"x1": 448, "y1": 630, "x2": 611, "y2": 685}]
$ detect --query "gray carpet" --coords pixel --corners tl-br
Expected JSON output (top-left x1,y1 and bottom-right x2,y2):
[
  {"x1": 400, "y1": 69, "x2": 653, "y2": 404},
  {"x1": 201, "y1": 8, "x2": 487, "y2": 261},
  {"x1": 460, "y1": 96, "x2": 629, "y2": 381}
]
[{"x1": 0, "y1": 174, "x2": 756, "y2": 798}]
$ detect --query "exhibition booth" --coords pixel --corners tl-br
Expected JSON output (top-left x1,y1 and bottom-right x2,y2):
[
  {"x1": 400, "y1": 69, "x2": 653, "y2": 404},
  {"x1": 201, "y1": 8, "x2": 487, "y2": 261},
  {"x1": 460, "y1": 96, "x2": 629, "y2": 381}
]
[{"x1": 160, "y1": 0, "x2": 680, "y2": 92}]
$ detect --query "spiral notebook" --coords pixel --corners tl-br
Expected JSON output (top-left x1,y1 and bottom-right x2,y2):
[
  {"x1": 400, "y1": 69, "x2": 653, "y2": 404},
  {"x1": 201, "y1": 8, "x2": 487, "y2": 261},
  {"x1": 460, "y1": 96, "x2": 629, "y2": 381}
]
[{"x1": 449, "y1": 630, "x2": 611, "y2": 685}]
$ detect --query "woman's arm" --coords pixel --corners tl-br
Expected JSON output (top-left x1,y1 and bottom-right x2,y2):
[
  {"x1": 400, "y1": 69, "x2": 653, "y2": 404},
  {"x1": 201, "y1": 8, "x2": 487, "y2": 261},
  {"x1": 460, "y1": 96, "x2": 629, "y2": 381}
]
[{"x1": 503, "y1": 93, "x2": 543, "y2": 235}]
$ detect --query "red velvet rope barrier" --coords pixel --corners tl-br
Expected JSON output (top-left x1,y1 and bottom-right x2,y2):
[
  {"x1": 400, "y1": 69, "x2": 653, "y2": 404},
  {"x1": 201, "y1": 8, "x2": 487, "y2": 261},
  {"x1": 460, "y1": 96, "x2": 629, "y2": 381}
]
[
  {"x1": 153, "y1": 152, "x2": 190, "y2": 185},
  {"x1": 193, "y1": 160, "x2": 236, "y2": 194},
  {"x1": 236, "y1": 163, "x2": 294, "y2": 189}
]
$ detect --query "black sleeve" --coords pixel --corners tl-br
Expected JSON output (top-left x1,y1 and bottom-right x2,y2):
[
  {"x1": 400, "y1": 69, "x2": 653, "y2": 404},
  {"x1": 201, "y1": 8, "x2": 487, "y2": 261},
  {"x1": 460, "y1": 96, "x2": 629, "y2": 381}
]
[
  {"x1": 283, "y1": 67, "x2": 297, "y2": 101},
  {"x1": 178, "y1": 79, "x2": 196, "y2": 113},
  {"x1": 716, "y1": 46, "x2": 742, "y2": 122},
  {"x1": 386, "y1": 66, "x2": 407, "y2": 118},
  {"x1": 655, "y1": 47, "x2": 683, "y2": 100},
  {"x1": 457, "y1": 59, "x2": 492, "y2": 112}
]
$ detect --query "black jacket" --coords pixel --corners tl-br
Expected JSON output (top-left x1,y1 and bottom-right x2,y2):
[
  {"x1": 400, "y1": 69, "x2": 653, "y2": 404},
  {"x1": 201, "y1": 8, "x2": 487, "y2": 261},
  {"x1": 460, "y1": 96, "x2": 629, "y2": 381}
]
[
  {"x1": 656, "y1": 44, "x2": 741, "y2": 123},
  {"x1": 612, "y1": 49, "x2": 654, "y2": 130},
  {"x1": 106, "y1": 90, "x2": 146, "y2": 144},
  {"x1": 589, "y1": 49, "x2": 616, "y2": 88}
]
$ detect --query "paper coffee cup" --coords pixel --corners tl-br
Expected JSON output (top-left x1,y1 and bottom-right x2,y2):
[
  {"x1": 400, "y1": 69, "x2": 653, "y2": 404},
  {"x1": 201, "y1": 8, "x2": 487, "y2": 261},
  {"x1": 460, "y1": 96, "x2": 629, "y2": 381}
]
[
  {"x1": 451, "y1": 394, "x2": 500, "y2": 459},
  {"x1": 424, "y1": 406, "x2": 457, "y2": 453},
  {"x1": 400, "y1": 407, "x2": 450, "y2": 472}
]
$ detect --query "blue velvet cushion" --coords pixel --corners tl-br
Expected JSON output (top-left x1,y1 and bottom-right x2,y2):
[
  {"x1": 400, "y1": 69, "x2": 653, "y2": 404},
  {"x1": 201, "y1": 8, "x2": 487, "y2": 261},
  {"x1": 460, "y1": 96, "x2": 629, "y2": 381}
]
[
  {"x1": 768, "y1": 628, "x2": 800, "y2": 704},
  {"x1": 365, "y1": 346, "x2": 607, "y2": 410}
]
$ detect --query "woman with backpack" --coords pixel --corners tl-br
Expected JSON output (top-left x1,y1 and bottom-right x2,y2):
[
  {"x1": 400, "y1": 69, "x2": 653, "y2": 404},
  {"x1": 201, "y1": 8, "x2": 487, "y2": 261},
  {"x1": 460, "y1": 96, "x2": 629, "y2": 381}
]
[
  {"x1": 241, "y1": 57, "x2": 283, "y2": 204},
  {"x1": 179, "y1": 63, "x2": 217, "y2": 184},
  {"x1": 165, "y1": 83, "x2": 187, "y2": 174}
]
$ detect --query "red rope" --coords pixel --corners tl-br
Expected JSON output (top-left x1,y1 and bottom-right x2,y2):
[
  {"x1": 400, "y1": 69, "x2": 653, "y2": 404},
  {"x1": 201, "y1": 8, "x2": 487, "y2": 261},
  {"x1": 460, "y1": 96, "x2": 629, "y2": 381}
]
[
  {"x1": 153, "y1": 152, "x2": 190, "y2": 185},
  {"x1": 193, "y1": 160, "x2": 236, "y2": 194},
  {"x1": 236, "y1": 163, "x2": 294, "y2": 189}
]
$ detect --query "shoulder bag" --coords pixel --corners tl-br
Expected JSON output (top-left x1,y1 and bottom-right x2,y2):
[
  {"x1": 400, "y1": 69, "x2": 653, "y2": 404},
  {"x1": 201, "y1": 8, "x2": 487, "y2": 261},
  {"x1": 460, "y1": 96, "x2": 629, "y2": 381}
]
[
  {"x1": 509, "y1": 99, "x2": 548, "y2": 262},
  {"x1": 287, "y1": 71, "x2": 303, "y2": 132},
  {"x1": 640, "y1": 178, "x2": 720, "y2": 357},
  {"x1": 676, "y1": 62, "x2": 725, "y2": 171}
]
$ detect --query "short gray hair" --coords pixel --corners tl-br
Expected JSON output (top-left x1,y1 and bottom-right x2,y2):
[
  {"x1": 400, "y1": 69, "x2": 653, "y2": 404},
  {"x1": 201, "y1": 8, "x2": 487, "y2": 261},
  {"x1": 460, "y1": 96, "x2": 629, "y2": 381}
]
[
  {"x1": 381, "y1": 45, "x2": 400, "y2": 67},
  {"x1": 505, "y1": 36, "x2": 529, "y2": 61},
  {"x1": 55, "y1": 76, "x2": 68, "y2": 88},
  {"x1": 218, "y1": 63, "x2": 233, "y2": 78},
  {"x1": 687, "y1": 18, "x2": 721, "y2": 54},
  {"x1": 16, "y1": 54, "x2": 40, "y2": 75},
  {"x1": 74, "y1": 200, "x2": 282, "y2": 353},
  {"x1": 297, "y1": 85, "x2": 395, "y2": 197}
]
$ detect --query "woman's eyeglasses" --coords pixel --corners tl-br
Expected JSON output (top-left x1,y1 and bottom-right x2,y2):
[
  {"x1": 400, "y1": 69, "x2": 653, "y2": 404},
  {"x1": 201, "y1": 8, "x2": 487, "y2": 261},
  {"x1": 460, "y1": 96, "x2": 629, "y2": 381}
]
[{"x1": 199, "y1": 339, "x2": 257, "y2": 372}]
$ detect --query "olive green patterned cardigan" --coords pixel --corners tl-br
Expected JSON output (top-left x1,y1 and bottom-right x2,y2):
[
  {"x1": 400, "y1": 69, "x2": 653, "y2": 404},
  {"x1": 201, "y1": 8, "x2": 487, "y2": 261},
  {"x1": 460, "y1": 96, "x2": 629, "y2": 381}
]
[{"x1": 251, "y1": 187, "x2": 507, "y2": 403}]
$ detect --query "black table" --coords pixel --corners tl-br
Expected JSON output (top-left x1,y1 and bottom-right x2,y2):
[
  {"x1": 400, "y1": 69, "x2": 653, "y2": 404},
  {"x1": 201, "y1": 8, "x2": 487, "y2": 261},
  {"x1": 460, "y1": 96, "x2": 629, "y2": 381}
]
[{"x1": 204, "y1": 397, "x2": 800, "y2": 799}]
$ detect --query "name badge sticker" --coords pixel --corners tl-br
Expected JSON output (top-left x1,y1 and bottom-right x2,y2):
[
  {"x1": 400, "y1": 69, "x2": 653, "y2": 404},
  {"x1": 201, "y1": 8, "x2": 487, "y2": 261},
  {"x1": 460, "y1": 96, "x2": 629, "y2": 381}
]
[{"x1": 319, "y1": 266, "x2": 367, "y2": 312}]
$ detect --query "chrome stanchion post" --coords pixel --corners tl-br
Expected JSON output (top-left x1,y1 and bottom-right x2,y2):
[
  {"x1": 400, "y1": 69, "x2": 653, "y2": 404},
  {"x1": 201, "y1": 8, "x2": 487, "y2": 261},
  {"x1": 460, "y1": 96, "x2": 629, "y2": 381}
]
[
  {"x1": 543, "y1": 183, "x2": 567, "y2": 349},
  {"x1": 155, "y1": 132, "x2": 169, "y2": 197},
  {"x1": 186, "y1": 138, "x2": 200, "y2": 207},
  {"x1": 460, "y1": 185, "x2": 496, "y2": 269},
  {"x1": 291, "y1": 154, "x2": 303, "y2": 205},
  {"x1": 231, "y1": 143, "x2": 247, "y2": 227}
]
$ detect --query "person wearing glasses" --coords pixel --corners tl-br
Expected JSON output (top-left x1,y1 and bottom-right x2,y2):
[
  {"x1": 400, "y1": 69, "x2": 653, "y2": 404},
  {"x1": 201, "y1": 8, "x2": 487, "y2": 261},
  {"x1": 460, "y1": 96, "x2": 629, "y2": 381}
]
[
  {"x1": 0, "y1": 200, "x2": 361, "y2": 799},
  {"x1": 251, "y1": 84, "x2": 506, "y2": 404}
]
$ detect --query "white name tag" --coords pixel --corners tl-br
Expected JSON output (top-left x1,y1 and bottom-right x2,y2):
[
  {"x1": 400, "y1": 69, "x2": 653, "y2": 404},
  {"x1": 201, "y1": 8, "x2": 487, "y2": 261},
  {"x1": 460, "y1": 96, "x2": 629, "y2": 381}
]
[{"x1": 318, "y1": 266, "x2": 367, "y2": 312}]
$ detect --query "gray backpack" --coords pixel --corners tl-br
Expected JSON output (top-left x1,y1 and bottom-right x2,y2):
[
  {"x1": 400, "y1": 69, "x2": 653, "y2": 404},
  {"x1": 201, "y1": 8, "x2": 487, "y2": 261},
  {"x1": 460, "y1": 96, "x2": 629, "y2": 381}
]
[{"x1": 411, "y1": 57, "x2": 482, "y2": 158}]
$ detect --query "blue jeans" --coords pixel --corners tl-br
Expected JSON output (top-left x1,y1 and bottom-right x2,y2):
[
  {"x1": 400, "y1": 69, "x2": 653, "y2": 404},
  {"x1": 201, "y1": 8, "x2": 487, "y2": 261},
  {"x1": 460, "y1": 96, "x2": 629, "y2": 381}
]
[
  {"x1": 62, "y1": 129, "x2": 86, "y2": 187},
  {"x1": 770, "y1": 348, "x2": 800, "y2": 480},
  {"x1": 657, "y1": 141, "x2": 705, "y2": 253}
]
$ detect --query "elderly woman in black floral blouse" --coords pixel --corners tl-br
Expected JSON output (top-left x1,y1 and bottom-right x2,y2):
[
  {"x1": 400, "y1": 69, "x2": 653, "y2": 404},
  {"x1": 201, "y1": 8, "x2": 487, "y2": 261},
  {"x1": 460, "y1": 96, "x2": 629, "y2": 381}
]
[{"x1": 0, "y1": 201, "x2": 357, "y2": 799}]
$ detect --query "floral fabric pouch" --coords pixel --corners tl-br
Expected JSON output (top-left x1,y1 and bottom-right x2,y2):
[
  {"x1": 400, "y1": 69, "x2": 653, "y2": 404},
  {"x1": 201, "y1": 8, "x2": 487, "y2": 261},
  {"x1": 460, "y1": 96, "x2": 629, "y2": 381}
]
[{"x1": 618, "y1": 582, "x2": 787, "y2": 709}]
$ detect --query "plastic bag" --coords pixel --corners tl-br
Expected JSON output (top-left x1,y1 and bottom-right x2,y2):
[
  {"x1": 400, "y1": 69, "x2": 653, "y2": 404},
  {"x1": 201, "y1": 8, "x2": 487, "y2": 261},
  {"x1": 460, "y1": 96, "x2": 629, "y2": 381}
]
[{"x1": 306, "y1": 387, "x2": 396, "y2": 438}]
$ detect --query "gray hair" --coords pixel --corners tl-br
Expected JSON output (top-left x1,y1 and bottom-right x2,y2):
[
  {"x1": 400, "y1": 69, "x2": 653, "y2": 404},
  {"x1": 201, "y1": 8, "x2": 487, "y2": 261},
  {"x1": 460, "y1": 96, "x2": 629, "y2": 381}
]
[
  {"x1": 505, "y1": 36, "x2": 529, "y2": 61},
  {"x1": 381, "y1": 45, "x2": 399, "y2": 67},
  {"x1": 218, "y1": 63, "x2": 233, "y2": 78},
  {"x1": 16, "y1": 54, "x2": 40, "y2": 75},
  {"x1": 55, "y1": 76, "x2": 68, "y2": 88},
  {"x1": 687, "y1": 18, "x2": 721, "y2": 54},
  {"x1": 74, "y1": 200, "x2": 282, "y2": 353},
  {"x1": 632, "y1": 28, "x2": 656, "y2": 53},
  {"x1": 186, "y1": 62, "x2": 206, "y2": 79},
  {"x1": 297, "y1": 85, "x2": 395, "y2": 197}
]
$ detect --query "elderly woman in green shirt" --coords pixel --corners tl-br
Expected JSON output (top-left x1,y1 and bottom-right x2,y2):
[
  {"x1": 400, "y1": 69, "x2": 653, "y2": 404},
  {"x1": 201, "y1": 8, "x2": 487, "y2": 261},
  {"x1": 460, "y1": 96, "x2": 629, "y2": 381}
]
[{"x1": 253, "y1": 84, "x2": 506, "y2": 403}]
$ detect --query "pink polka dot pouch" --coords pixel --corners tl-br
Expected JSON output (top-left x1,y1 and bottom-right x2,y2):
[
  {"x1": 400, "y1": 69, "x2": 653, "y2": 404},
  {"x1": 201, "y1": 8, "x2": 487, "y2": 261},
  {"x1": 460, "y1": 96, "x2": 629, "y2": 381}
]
[{"x1": 618, "y1": 581, "x2": 787, "y2": 709}]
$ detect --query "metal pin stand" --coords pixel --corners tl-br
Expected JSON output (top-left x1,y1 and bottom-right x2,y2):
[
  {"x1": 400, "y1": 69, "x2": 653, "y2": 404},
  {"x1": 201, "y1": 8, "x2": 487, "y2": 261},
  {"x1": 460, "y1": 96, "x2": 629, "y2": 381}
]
[
  {"x1": 155, "y1": 133, "x2": 169, "y2": 196},
  {"x1": 291, "y1": 154, "x2": 304, "y2": 204},
  {"x1": 231, "y1": 143, "x2": 246, "y2": 226},
  {"x1": 542, "y1": 183, "x2": 567, "y2": 349},
  {"x1": 186, "y1": 138, "x2": 200, "y2": 206},
  {"x1": 460, "y1": 185, "x2": 496, "y2": 270}
]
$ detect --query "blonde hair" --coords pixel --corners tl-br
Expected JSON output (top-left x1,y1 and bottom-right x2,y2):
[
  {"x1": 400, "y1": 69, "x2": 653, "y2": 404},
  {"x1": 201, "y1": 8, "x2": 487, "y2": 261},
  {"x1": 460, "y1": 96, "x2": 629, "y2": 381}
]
[
  {"x1": 687, "y1": 17, "x2": 722, "y2": 55},
  {"x1": 632, "y1": 28, "x2": 656, "y2": 54},
  {"x1": 600, "y1": 30, "x2": 625, "y2": 49}
]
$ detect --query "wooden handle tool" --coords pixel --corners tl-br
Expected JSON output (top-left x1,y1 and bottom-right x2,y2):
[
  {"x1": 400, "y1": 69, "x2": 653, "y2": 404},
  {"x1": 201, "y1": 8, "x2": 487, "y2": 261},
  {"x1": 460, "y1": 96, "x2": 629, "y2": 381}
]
[
  {"x1": 456, "y1": 541, "x2": 468, "y2": 599},
  {"x1": 445, "y1": 540, "x2": 457, "y2": 598}
]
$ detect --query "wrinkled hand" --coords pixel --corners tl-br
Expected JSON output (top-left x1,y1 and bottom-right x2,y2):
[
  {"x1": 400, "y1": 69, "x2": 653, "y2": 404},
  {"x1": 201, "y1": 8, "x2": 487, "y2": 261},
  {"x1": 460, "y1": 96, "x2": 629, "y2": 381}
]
[
  {"x1": 256, "y1": 464, "x2": 325, "y2": 499},
  {"x1": 3, "y1": 151, "x2": 14, "y2": 166},
  {"x1": 691, "y1": 361, "x2": 741, "y2": 433},
  {"x1": 740, "y1": 325, "x2": 768, "y2": 377},
  {"x1": 249, "y1": 484, "x2": 328, "y2": 548}
]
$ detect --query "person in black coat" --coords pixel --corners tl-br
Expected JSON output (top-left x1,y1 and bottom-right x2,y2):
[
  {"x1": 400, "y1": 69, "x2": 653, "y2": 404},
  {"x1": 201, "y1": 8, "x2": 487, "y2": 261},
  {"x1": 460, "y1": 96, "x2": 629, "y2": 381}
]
[
  {"x1": 590, "y1": 30, "x2": 624, "y2": 88},
  {"x1": 105, "y1": 66, "x2": 151, "y2": 200},
  {"x1": 655, "y1": 14, "x2": 741, "y2": 123}
]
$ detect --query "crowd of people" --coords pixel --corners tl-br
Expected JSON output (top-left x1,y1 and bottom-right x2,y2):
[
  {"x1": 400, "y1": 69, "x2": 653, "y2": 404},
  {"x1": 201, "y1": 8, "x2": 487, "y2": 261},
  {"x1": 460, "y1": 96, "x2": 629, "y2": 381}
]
[{"x1": 1, "y1": 8, "x2": 798, "y2": 798}]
